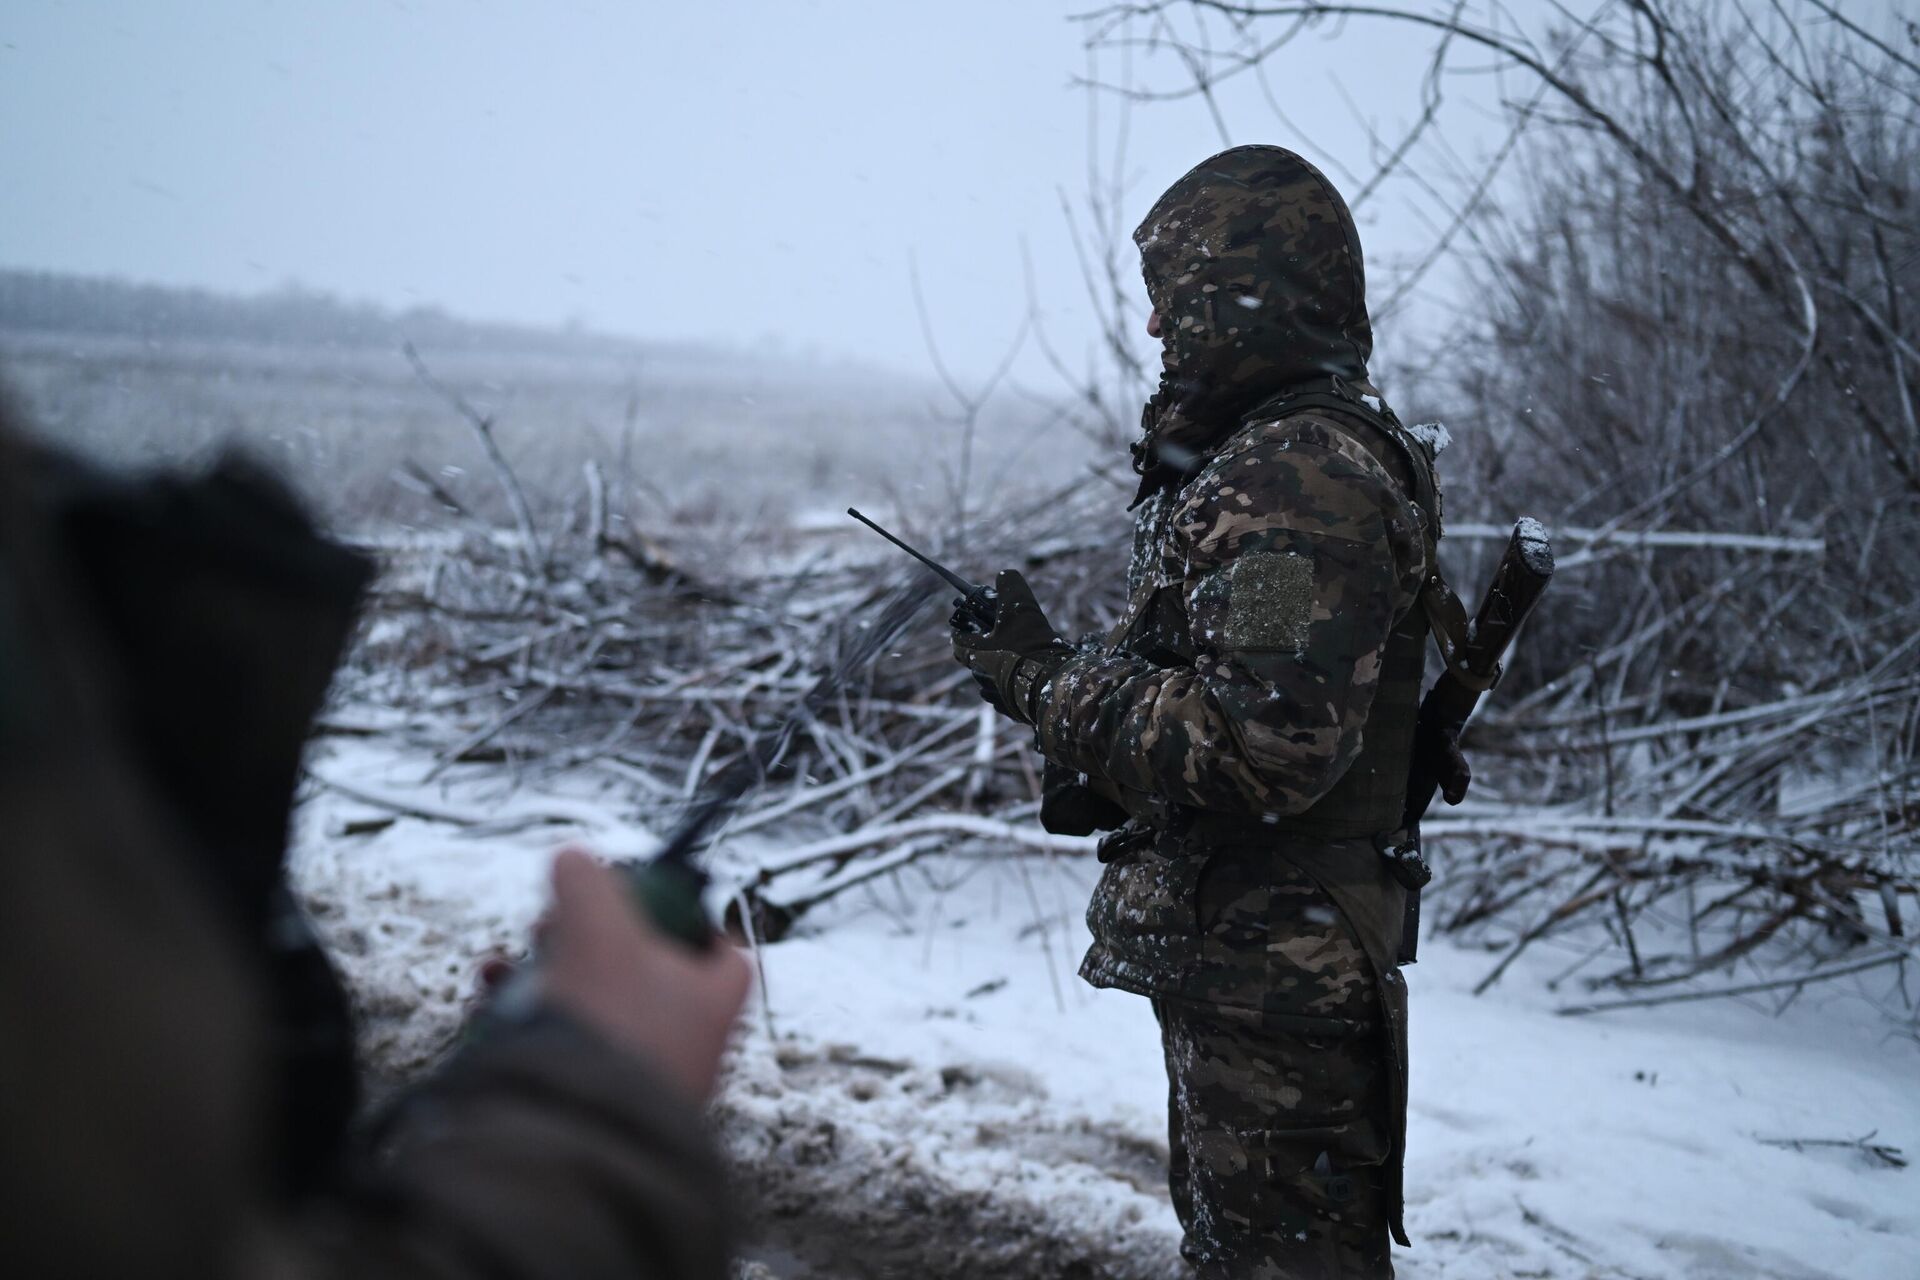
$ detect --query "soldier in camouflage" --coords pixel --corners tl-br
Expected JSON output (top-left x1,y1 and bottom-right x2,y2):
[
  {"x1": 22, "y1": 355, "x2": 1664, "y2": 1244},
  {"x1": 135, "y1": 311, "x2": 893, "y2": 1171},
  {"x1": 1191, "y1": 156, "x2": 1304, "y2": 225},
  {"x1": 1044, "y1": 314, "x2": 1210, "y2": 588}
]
[{"x1": 952, "y1": 145, "x2": 1448, "y2": 1277}]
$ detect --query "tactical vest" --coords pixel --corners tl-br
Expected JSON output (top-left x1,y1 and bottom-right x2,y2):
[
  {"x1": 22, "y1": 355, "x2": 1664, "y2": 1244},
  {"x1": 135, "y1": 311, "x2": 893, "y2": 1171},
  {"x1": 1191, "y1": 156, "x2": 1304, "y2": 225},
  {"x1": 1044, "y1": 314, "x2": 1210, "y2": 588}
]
[{"x1": 1113, "y1": 378, "x2": 1445, "y2": 848}]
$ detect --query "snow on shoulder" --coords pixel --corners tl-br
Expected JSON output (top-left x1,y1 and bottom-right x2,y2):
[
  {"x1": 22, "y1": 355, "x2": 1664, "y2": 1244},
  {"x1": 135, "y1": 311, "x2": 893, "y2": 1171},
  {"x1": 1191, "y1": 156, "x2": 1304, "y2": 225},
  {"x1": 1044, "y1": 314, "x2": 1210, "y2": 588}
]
[{"x1": 1407, "y1": 420, "x2": 1453, "y2": 455}]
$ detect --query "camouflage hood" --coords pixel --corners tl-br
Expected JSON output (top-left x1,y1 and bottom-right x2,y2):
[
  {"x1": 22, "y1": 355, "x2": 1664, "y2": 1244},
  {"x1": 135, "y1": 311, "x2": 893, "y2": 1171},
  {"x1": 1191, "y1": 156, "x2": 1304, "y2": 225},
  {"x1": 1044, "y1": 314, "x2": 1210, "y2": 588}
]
[{"x1": 1132, "y1": 145, "x2": 1376, "y2": 496}]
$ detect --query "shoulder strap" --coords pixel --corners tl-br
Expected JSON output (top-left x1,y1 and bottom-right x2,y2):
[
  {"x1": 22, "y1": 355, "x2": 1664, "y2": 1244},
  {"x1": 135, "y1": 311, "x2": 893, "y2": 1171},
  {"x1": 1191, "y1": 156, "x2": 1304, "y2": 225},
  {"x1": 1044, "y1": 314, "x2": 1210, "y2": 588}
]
[{"x1": 1243, "y1": 377, "x2": 1442, "y2": 536}]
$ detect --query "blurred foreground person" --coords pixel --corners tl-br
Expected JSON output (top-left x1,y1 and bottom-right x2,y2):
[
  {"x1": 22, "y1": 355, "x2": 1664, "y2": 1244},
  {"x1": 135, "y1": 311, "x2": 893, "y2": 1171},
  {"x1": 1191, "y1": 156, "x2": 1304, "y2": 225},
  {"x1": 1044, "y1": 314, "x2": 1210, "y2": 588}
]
[
  {"x1": 952, "y1": 146, "x2": 1456, "y2": 1278},
  {"x1": 0, "y1": 398, "x2": 750, "y2": 1280}
]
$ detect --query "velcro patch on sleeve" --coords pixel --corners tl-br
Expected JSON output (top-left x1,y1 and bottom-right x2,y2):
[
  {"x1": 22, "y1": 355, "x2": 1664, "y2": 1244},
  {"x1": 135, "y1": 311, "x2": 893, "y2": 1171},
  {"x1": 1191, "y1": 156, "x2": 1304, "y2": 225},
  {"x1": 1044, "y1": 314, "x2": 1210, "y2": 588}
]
[{"x1": 1221, "y1": 549, "x2": 1313, "y2": 652}]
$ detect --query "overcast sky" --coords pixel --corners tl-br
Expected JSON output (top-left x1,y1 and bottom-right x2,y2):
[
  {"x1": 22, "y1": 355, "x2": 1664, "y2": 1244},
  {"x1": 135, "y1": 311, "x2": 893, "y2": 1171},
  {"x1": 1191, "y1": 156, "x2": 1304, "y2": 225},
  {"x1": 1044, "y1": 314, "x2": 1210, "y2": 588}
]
[{"x1": 4, "y1": 1, "x2": 1520, "y2": 384}]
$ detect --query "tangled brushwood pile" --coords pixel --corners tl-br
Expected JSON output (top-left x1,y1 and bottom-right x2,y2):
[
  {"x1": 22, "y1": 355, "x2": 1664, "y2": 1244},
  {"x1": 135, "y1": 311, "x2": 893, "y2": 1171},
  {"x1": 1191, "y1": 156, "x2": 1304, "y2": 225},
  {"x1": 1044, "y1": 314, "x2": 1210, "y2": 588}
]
[
  {"x1": 329, "y1": 440, "x2": 1139, "y2": 944},
  {"x1": 325, "y1": 444, "x2": 1916, "y2": 1029},
  {"x1": 1426, "y1": 634, "x2": 1919, "y2": 1009},
  {"x1": 1411, "y1": 0, "x2": 1920, "y2": 1017}
]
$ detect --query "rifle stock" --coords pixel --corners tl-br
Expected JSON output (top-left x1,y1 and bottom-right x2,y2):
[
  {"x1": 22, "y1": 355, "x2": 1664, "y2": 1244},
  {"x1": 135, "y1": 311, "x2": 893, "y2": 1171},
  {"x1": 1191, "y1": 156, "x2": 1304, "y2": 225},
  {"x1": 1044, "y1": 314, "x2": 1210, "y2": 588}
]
[
  {"x1": 1405, "y1": 518, "x2": 1555, "y2": 827},
  {"x1": 1395, "y1": 518, "x2": 1555, "y2": 963}
]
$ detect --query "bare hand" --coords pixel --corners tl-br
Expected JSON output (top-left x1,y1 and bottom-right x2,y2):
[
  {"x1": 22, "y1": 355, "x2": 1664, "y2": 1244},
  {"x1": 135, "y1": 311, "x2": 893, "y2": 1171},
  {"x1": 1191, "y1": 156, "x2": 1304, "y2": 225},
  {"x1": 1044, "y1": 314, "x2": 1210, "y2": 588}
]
[{"x1": 539, "y1": 848, "x2": 752, "y2": 1101}]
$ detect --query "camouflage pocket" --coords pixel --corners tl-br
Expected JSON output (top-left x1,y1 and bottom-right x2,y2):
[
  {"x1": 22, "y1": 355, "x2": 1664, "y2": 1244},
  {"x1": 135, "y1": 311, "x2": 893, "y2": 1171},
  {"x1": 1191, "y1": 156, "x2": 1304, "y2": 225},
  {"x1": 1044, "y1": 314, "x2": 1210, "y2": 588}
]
[
  {"x1": 1194, "y1": 851, "x2": 1269, "y2": 948},
  {"x1": 1245, "y1": 1121, "x2": 1386, "y2": 1181},
  {"x1": 1232, "y1": 1019, "x2": 1391, "y2": 1189},
  {"x1": 1190, "y1": 1119, "x2": 1394, "y2": 1278},
  {"x1": 1135, "y1": 846, "x2": 1384, "y2": 1021},
  {"x1": 1083, "y1": 849, "x2": 1210, "y2": 990},
  {"x1": 1263, "y1": 854, "x2": 1380, "y2": 1020},
  {"x1": 1186, "y1": 852, "x2": 1272, "y2": 1005}
]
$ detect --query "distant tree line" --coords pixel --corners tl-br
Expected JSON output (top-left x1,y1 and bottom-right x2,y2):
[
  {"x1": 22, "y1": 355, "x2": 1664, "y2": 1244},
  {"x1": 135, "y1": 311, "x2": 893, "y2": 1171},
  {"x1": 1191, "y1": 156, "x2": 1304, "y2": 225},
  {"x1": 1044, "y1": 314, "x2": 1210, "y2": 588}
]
[{"x1": 0, "y1": 268, "x2": 649, "y2": 359}]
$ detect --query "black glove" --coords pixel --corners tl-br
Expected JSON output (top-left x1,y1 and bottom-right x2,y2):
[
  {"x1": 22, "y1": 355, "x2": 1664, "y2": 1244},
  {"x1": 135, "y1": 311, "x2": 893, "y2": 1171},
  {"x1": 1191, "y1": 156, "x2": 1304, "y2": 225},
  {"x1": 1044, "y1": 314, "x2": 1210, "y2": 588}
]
[
  {"x1": 1038, "y1": 760, "x2": 1128, "y2": 836},
  {"x1": 1414, "y1": 717, "x2": 1472, "y2": 806},
  {"x1": 950, "y1": 569, "x2": 1071, "y2": 724}
]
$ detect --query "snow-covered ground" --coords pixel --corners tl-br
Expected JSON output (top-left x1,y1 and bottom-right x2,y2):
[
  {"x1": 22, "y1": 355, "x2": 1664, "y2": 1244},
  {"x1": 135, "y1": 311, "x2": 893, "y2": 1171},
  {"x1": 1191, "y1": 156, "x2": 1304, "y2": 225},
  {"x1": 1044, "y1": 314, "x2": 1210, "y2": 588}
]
[{"x1": 294, "y1": 733, "x2": 1919, "y2": 1279}]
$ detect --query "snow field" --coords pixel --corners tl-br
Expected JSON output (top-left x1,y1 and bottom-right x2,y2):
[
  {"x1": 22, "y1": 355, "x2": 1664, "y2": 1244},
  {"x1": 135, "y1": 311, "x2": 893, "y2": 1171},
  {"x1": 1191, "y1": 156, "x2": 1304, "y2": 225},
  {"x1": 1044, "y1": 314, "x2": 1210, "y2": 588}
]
[{"x1": 293, "y1": 734, "x2": 1919, "y2": 1277}]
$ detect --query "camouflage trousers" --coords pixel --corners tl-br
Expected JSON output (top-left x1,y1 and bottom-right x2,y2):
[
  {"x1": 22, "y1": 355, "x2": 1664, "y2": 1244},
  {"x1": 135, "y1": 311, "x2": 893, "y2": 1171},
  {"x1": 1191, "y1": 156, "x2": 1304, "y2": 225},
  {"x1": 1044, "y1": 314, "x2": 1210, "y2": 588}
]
[
  {"x1": 1081, "y1": 835, "x2": 1399, "y2": 1278},
  {"x1": 1154, "y1": 994, "x2": 1394, "y2": 1279}
]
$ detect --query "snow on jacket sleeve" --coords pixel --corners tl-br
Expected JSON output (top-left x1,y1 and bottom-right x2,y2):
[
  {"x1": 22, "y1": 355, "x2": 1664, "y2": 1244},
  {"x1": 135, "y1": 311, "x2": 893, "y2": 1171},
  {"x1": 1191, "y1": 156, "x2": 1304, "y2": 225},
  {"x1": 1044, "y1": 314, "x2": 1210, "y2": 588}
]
[{"x1": 1033, "y1": 420, "x2": 1426, "y2": 816}]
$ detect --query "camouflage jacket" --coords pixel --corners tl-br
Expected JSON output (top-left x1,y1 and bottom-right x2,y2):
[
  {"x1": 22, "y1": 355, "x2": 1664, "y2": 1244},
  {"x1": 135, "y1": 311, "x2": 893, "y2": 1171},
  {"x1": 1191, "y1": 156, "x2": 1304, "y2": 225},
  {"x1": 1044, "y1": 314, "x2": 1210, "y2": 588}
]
[
  {"x1": 1033, "y1": 145, "x2": 1431, "y2": 826},
  {"x1": 1036, "y1": 409, "x2": 1428, "y2": 819}
]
